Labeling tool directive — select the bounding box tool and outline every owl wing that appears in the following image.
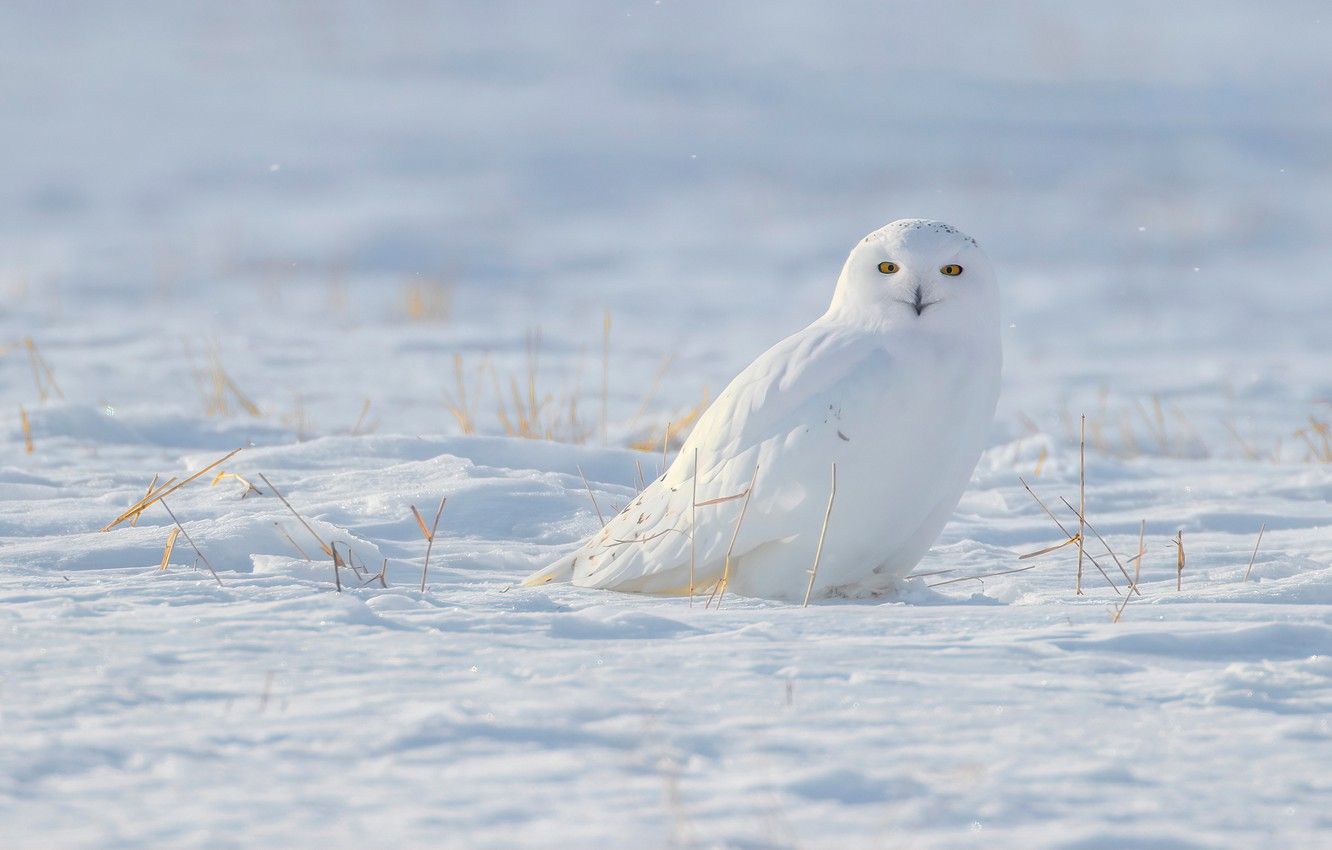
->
[525,319,889,594]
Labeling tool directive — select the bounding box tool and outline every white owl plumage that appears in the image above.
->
[526,219,1002,601]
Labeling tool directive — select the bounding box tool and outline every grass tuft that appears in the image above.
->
[631,390,710,454]
[350,399,378,436]
[412,496,447,593]
[23,337,64,402]
[188,344,260,418]
[20,406,33,453]
[402,277,454,322]
[103,448,242,531]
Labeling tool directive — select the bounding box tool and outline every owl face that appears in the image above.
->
[829,220,999,334]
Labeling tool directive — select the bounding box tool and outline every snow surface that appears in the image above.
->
[3,3,1331,848]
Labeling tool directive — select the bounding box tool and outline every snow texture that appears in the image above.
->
[3,3,1331,848]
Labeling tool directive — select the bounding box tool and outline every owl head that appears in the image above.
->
[828,219,999,336]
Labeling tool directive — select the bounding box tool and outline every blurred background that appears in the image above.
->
[3,1,1330,456]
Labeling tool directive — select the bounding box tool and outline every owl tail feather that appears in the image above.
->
[521,551,577,587]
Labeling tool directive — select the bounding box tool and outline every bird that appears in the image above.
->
[525,219,1002,602]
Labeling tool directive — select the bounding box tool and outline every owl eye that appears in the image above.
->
[940,264,963,276]
[877,261,899,274]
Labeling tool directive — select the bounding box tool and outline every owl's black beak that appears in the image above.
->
[898,285,940,316]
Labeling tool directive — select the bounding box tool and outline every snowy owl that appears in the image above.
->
[526,219,1001,601]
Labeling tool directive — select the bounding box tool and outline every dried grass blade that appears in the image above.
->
[132,474,162,527]
[256,472,333,557]
[905,568,957,579]
[103,448,242,531]
[661,422,671,476]
[611,525,684,545]
[24,337,64,400]
[159,527,180,571]
[1018,476,1120,594]
[223,372,261,416]
[20,406,33,454]
[802,462,837,607]
[576,465,605,527]
[928,565,1037,588]
[274,522,312,561]
[419,496,447,593]
[331,542,343,593]
[1114,520,1146,623]
[1077,414,1086,595]
[159,499,221,586]
[1018,476,1077,539]
[693,491,750,508]
[709,462,759,609]
[351,398,373,435]
[411,505,433,541]
[628,354,673,433]
[1019,536,1079,560]
[1243,522,1267,582]
[1059,497,1137,594]
[1175,530,1185,590]
[689,447,698,604]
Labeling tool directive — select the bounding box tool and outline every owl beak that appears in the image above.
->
[898,285,940,316]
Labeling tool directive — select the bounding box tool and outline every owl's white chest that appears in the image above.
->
[727,331,1000,598]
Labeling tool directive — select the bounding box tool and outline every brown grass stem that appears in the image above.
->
[20,406,33,453]
[628,354,674,433]
[1077,414,1086,595]
[256,472,333,558]
[928,564,1037,588]
[103,448,242,531]
[692,491,750,507]
[211,470,262,498]
[417,496,447,593]
[274,522,312,561]
[158,498,222,586]
[131,475,164,527]
[350,399,377,436]
[1017,476,1120,594]
[905,568,958,579]
[708,462,759,609]
[576,465,606,527]
[23,337,63,401]
[1019,536,1079,560]
[1058,497,1139,595]
[1243,523,1267,582]
[661,423,670,477]
[1175,530,1185,590]
[1113,520,1146,623]
[689,447,698,605]
[803,462,837,607]
[159,528,180,571]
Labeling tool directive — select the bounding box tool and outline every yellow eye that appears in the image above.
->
[877,261,899,274]
[940,264,963,276]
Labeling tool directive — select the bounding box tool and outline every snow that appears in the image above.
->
[3,2,1332,848]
